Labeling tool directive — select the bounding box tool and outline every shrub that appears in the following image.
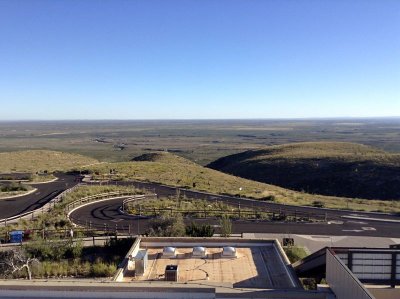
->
[147,213,185,237]
[185,222,215,237]
[0,182,30,192]
[260,195,276,201]
[219,215,232,237]
[284,246,308,263]
[92,262,116,277]
[312,201,325,208]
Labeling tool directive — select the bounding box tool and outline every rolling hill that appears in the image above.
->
[207,142,400,200]
[85,151,400,212]
[0,150,99,173]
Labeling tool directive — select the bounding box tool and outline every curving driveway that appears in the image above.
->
[69,181,400,238]
[2,173,400,237]
[0,173,79,220]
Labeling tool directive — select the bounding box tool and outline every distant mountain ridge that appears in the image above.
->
[207,142,400,200]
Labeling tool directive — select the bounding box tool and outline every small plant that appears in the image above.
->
[219,215,232,237]
[312,201,325,208]
[284,246,308,263]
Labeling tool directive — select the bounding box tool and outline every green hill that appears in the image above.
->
[207,142,400,200]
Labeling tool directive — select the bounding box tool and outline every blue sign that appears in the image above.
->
[9,230,24,243]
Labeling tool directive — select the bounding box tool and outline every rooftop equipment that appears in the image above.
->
[165,265,179,282]
[192,246,207,258]
[134,250,148,277]
[222,246,237,258]
[163,246,177,258]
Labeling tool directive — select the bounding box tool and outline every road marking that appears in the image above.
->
[111,219,123,223]
[342,229,364,232]
[328,221,344,225]
[362,227,376,231]
[342,215,400,223]
[347,221,368,225]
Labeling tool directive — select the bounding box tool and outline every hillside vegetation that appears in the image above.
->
[208,142,400,200]
[85,151,400,212]
[0,150,99,173]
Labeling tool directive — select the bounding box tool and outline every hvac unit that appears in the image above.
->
[165,265,179,282]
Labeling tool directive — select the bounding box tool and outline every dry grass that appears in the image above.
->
[249,142,400,164]
[85,152,400,213]
[0,150,99,173]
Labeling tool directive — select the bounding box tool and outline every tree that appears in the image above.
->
[219,215,232,237]
[0,249,39,280]
[147,213,185,237]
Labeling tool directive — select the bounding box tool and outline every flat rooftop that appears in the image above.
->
[124,245,297,289]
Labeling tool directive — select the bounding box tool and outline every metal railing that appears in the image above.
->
[65,190,139,212]
[68,193,157,234]
[0,184,81,226]
[121,193,157,212]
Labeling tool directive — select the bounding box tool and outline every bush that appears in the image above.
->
[312,201,325,208]
[260,195,276,201]
[219,215,232,237]
[185,222,214,237]
[0,182,30,192]
[284,246,308,263]
[147,213,185,237]
[92,262,116,277]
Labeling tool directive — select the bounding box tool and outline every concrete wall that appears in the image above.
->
[326,249,375,299]
[367,287,400,299]
[140,237,276,248]
[113,237,141,282]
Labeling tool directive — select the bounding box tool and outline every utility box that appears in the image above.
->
[165,265,179,282]
[9,231,24,243]
[134,250,148,277]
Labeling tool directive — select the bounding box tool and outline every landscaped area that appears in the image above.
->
[0,237,134,279]
[0,183,34,199]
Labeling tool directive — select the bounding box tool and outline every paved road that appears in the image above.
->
[0,173,79,220]
[69,180,400,238]
[2,174,399,237]
[93,180,400,221]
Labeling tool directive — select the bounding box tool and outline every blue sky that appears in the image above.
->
[0,0,399,120]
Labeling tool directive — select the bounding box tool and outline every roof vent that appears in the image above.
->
[163,246,177,258]
[192,246,207,258]
[222,246,237,258]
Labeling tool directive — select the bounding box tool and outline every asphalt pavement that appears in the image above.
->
[0,173,79,220]
[70,180,400,238]
[2,174,400,238]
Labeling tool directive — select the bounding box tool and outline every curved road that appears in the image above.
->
[69,180,400,238]
[0,173,79,220]
[2,173,399,237]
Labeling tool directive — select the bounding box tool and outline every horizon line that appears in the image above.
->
[0,116,400,122]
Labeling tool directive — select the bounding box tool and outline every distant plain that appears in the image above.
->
[1,118,399,165]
